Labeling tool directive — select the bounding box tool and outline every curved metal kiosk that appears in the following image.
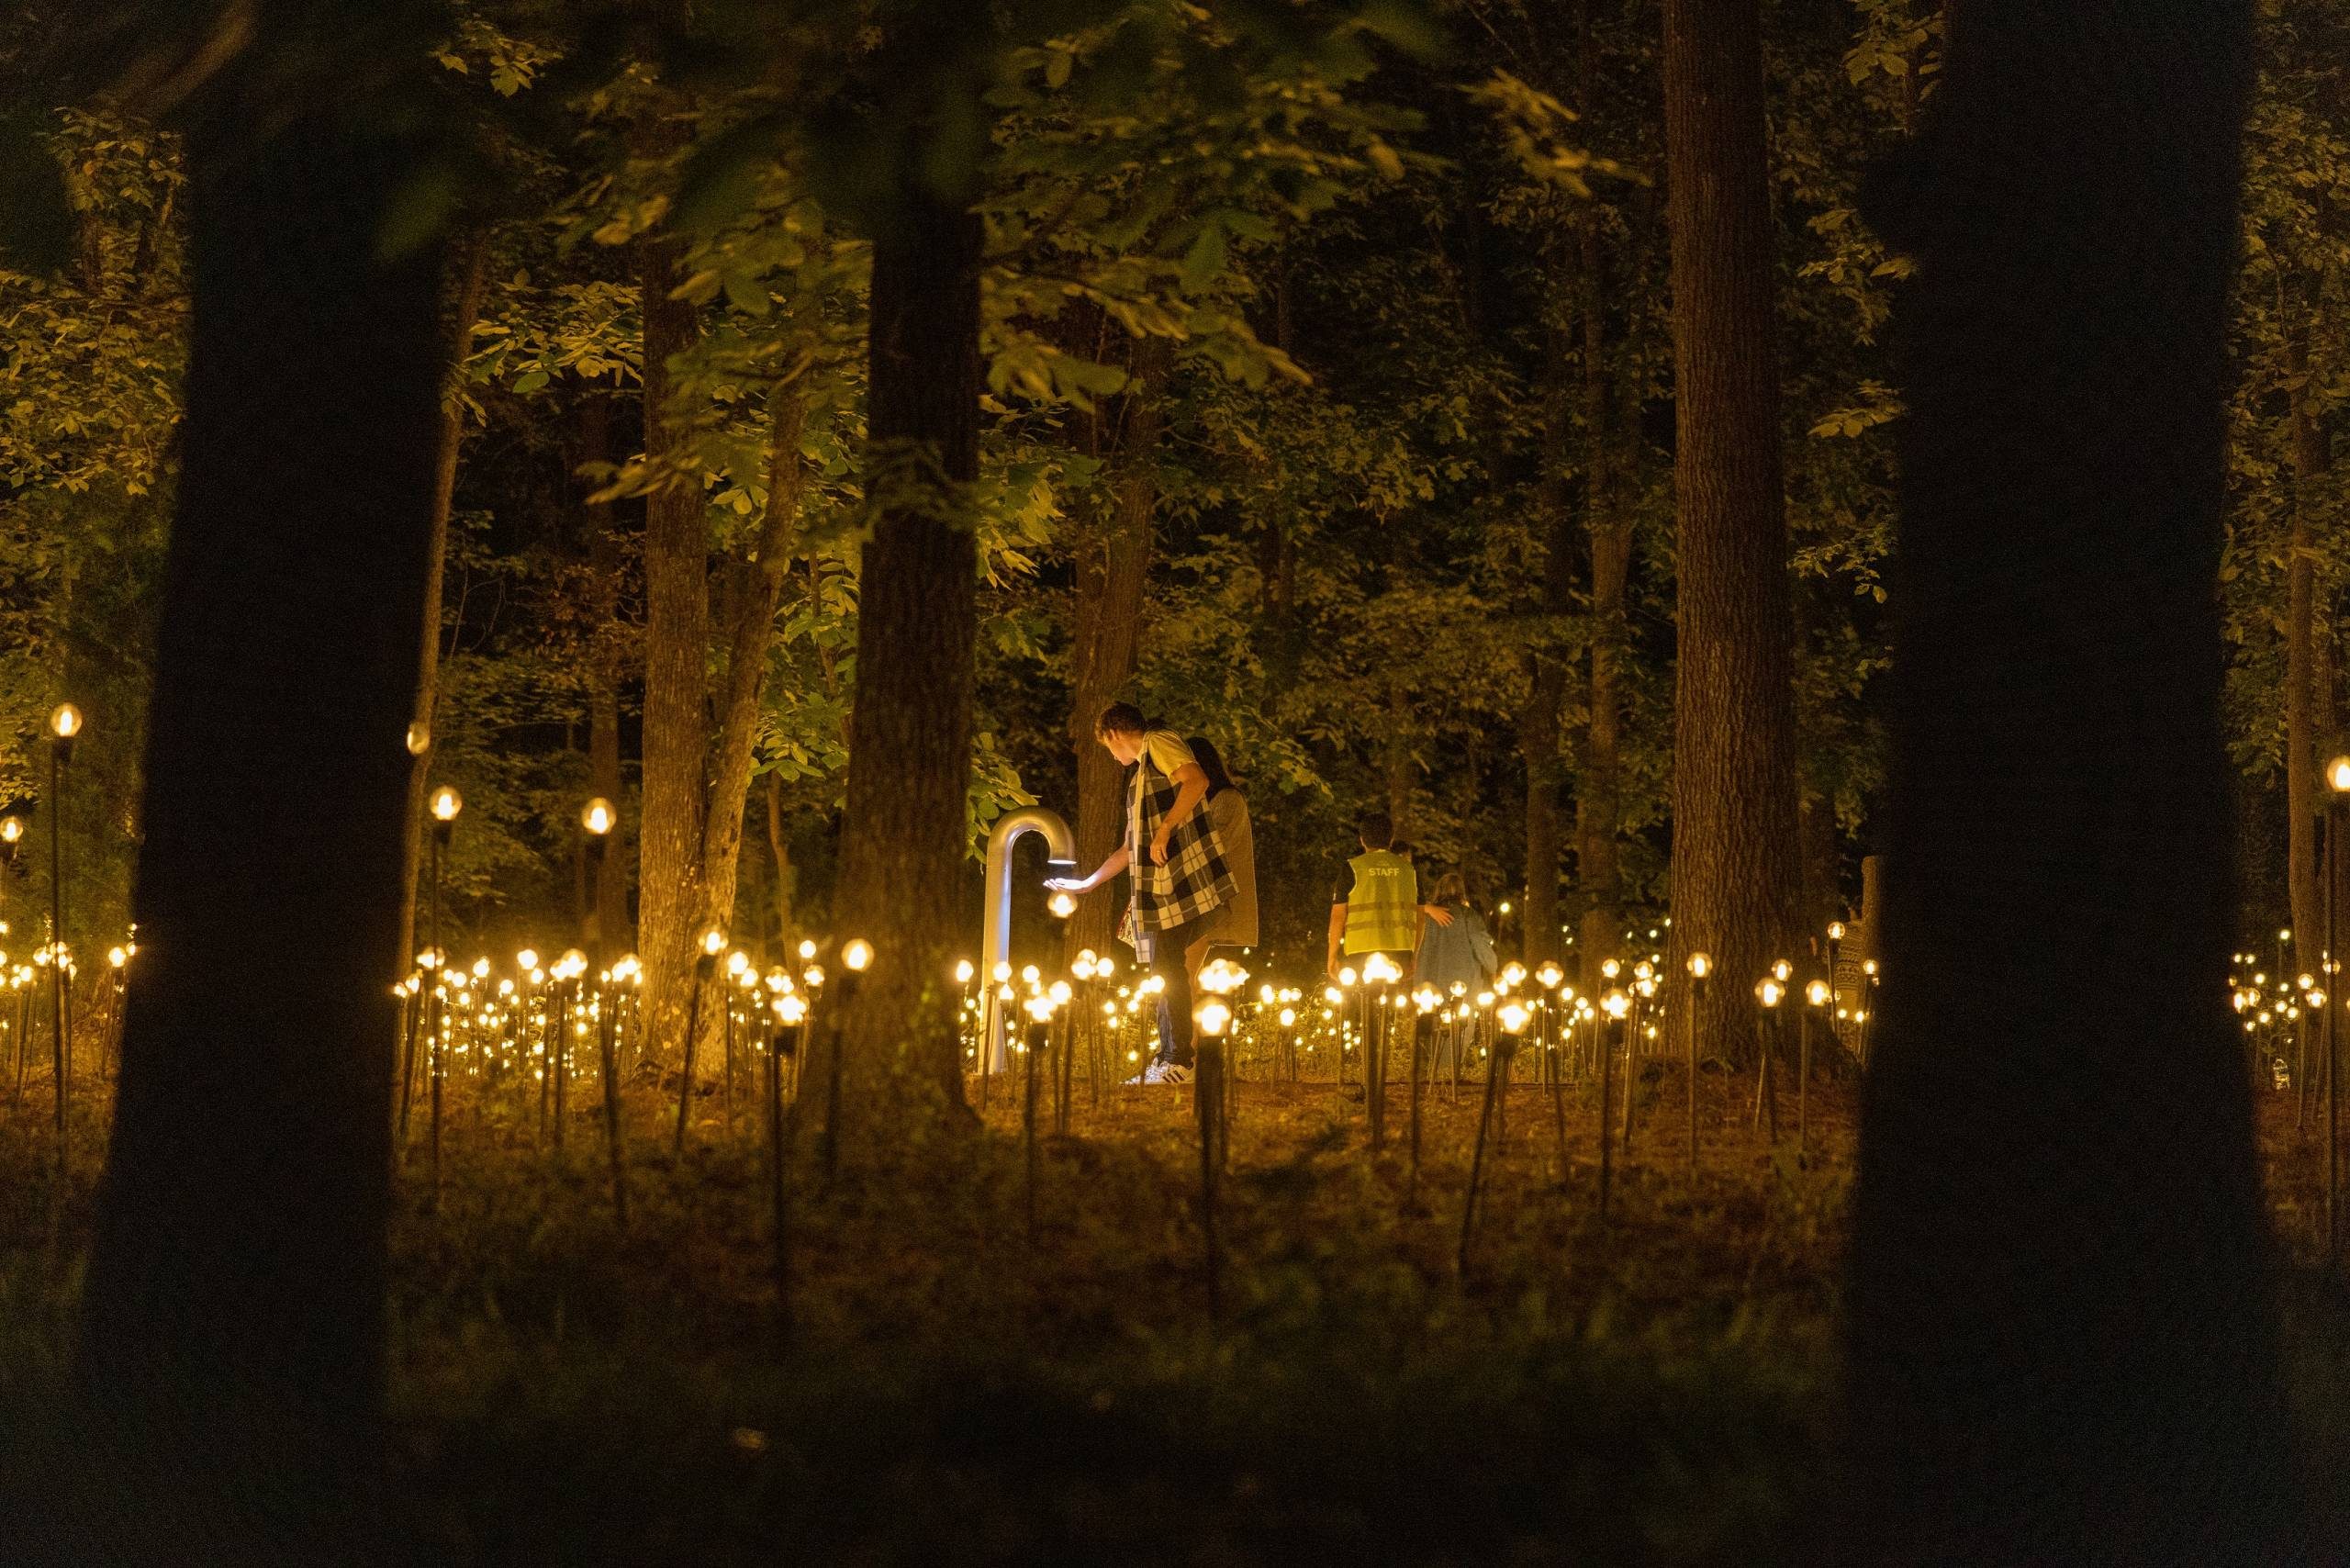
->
[979,806,1077,1074]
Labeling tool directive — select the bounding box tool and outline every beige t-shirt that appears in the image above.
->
[1127,732,1200,853]
[1141,731,1196,779]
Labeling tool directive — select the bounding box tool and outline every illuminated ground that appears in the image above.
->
[3,1064,2345,1563]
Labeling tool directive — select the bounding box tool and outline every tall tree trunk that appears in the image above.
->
[2288,302,2328,965]
[1578,208,1629,991]
[1843,5,2287,1560]
[1662,0,1801,1059]
[79,108,442,1514]
[688,386,810,1067]
[826,195,984,1158]
[1064,334,1169,968]
[636,226,707,1049]
[393,231,488,983]
[1521,327,1577,969]
[580,395,628,952]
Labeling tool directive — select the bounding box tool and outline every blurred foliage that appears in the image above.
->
[0,0,2338,965]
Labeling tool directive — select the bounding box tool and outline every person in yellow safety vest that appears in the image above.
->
[1326,811,1452,981]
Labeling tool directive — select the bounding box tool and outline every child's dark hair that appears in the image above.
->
[1187,736,1237,799]
[1432,871,1468,905]
[1358,811,1394,850]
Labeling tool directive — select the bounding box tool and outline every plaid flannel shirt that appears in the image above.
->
[1118,747,1235,951]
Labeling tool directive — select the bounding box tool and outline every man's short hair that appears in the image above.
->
[1358,811,1394,850]
[1094,701,1147,738]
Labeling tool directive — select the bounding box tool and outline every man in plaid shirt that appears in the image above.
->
[1046,702,1236,1083]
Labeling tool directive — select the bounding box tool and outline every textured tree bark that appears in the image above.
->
[688,387,809,1072]
[2288,305,2329,964]
[393,231,488,989]
[824,196,984,1159]
[1662,0,1801,1060]
[1064,334,1169,969]
[79,106,441,1518]
[1843,4,2288,1559]
[636,225,708,1060]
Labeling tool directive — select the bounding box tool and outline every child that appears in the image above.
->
[1414,872,1498,994]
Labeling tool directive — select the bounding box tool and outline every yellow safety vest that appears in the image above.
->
[1343,850,1418,956]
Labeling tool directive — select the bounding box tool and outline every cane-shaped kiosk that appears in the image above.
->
[979,807,1077,1074]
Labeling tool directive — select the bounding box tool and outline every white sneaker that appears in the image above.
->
[1139,1058,1193,1085]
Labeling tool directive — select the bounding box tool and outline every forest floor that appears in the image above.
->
[2,1057,2347,1564]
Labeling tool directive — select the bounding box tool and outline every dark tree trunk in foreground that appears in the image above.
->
[79,110,442,1517]
[825,194,982,1159]
[1064,332,1167,969]
[1844,6,2287,1561]
[1662,0,1801,1058]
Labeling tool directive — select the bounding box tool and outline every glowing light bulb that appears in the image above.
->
[1047,891,1077,920]
[1806,979,1831,1008]
[955,958,976,985]
[1757,978,1785,1009]
[50,703,81,740]
[430,786,463,823]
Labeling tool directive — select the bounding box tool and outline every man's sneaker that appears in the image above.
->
[1141,1058,1193,1085]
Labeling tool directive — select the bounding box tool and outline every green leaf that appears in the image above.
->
[1181,219,1227,294]
[722,271,772,317]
